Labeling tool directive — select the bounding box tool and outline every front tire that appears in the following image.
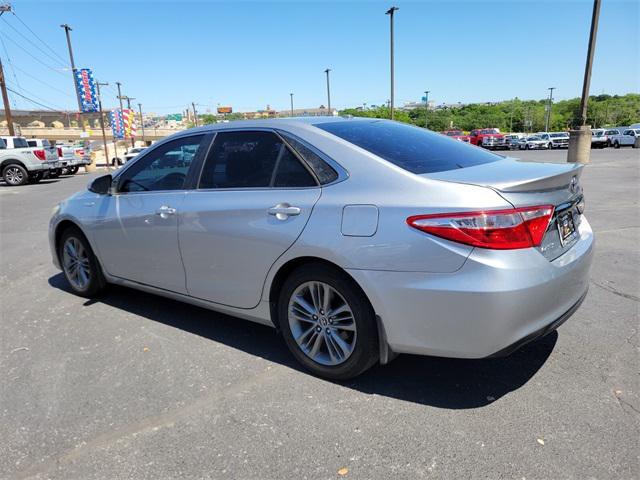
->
[58,227,107,297]
[614,141,620,149]
[277,263,379,380]
[2,164,29,186]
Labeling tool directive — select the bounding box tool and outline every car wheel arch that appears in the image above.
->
[1,159,27,171]
[54,220,98,265]
[267,255,395,366]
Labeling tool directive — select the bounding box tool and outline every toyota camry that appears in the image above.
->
[49,117,594,379]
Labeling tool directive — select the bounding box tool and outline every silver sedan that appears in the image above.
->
[49,118,593,379]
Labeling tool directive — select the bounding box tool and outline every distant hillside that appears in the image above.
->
[340,93,640,132]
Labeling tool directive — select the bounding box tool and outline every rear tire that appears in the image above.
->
[277,263,379,380]
[69,166,79,174]
[2,164,29,186]
[49,168,61,178]
[614,141,620,149]
[58,227,107,297]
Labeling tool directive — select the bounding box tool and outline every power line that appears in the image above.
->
[1,17,68,69]
[11,11,69,64]
[6,86,60,111]
[0,31,67,77]
[0,35,20,108]
[5,78,67,111]
[9,62,74,98]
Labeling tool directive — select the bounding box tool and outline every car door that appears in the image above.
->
[91,134,209,293]
[179,129,322,308]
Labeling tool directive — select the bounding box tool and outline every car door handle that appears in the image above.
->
[155,205,177,218]
[267,204,301,220]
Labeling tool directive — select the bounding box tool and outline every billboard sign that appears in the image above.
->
[74,68,98,113]
[217,106,232,114]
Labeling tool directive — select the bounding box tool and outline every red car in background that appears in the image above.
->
[469,128,508,150]
[441,130,470,143]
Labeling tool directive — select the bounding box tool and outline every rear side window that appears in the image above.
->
[13,138,29,148]
[199,130,316,189]
[279,132,339,184]
[315,120,500,174]
[27,140,37,147]
[0,139,6,149]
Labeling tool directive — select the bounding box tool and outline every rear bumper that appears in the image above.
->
[347,217,594,359]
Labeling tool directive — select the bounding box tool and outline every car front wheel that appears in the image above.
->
[59,227,107,297]
[278,264,379,380]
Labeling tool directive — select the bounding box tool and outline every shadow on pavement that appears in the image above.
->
[49,273,556,410]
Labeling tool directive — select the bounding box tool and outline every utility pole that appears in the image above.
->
[95,81,110,170]
[324,69,331,115]
[545,87,555,132]
[568,0,601,164]
[115,82,124,113]
[385,6,399,120]
[290,93,294,117]
[424,90,430,129]
[60,24,84,131]
[138,103,145,144]
[191,102,198,126]
[0,59,15,136]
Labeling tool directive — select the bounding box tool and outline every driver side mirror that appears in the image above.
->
[88,174,112,195]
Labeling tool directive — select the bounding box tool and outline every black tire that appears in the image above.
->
[2,164,29,186]
[58,226,107,297]
[277,263,379,380]
[69,166,79,174]
[614,141,620,149]
[111,157,123,166]
[49,168,61,178]
[29,172,43,184]
[525,144,530,150]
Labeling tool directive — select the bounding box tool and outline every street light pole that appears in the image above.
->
[386,6,399,120]
[324,68,331,114]
[95,81,110,170]
[138,103,145,144]
[545,87,555,132]
[290,93,294,117]
[568,0,601,164]
[424,90,430,129]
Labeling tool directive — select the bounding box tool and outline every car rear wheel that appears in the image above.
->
[277,263,379,380]
[614,141,620,149]
[59,227,107,297]
[68,166,79,174]
[49,169,61,178]
[2,164,28,186]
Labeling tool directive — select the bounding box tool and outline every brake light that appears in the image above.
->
[57,147,63,157]
[407,205,555,250]
[75,149,84,156]
[33,149,47,161]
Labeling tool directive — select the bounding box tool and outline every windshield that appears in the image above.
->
[480,129,499,134]
[445,131,463,136]
[527,136,542,141]
[315,120,500,174]
[550,133,568,138]
[593,131,604,137]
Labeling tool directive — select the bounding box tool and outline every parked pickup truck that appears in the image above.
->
[469,128,508,150]
[441,130,470,143]
[537,132,570,149]
[1,136,59,186]
[57,144,90,174]
[26,139,63,177]
[609,128,640,148]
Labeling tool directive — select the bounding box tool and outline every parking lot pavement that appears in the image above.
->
[1,149,638,479]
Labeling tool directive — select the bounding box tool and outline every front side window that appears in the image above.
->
[199,130,316,189]
[315,120,500,174]
[117,135,205,193]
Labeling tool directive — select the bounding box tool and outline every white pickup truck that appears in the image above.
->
[56,144,90,174]
[609,128,640,149]
[0,135,60,186]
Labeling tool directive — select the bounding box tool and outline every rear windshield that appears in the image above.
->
[315,120,500,174]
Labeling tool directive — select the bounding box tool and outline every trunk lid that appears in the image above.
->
[423,158,585,260]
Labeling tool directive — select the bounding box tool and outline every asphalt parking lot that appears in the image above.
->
[1,148,638,479]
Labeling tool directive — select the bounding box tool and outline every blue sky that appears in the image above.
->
[1,0,638,115]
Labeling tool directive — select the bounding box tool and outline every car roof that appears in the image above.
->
[178,116,368,134]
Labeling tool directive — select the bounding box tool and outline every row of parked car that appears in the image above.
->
[0,136,90,186]
[441,125,640,151]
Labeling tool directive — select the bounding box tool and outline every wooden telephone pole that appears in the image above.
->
[0,59,15,136]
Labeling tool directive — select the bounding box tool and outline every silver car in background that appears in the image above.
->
[49,118,593,379]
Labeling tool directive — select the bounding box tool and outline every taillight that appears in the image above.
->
[33,149,47,161]
[407,205,555,250]
[57,147,63,157]
[75,149,84,156]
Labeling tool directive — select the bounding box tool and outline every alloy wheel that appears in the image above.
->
[62,237,91,291]
[288,281,357,366]
[5,167,24,185]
